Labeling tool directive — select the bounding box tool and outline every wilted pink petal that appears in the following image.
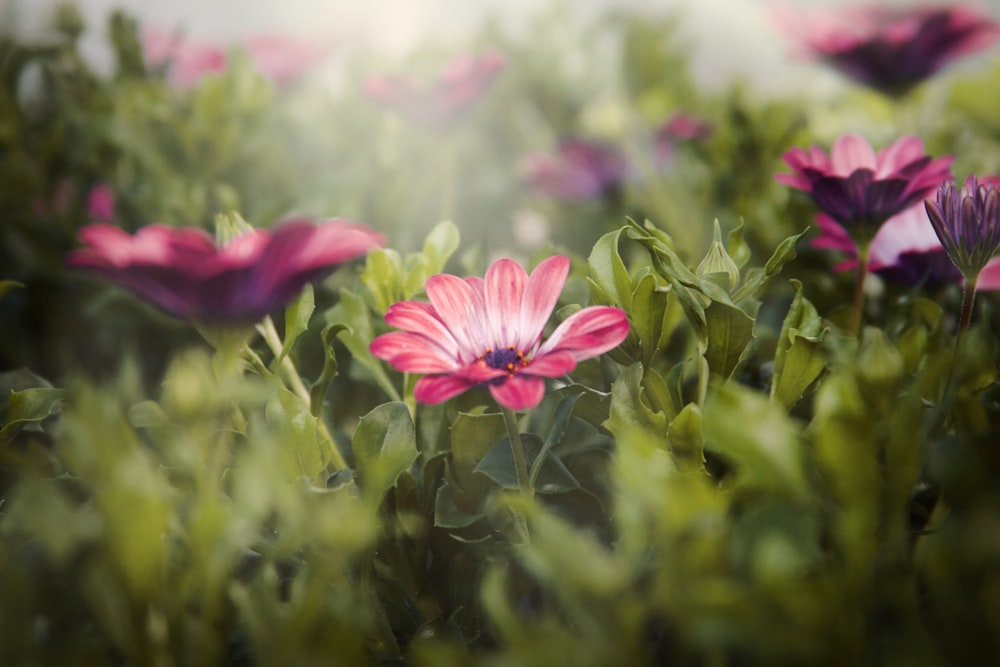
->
[67,218,383,323]
[370,255,629,410]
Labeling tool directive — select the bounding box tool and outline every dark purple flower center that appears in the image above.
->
[483,346,529,375]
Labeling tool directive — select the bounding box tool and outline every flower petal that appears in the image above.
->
[831,134,876,175]
[414,374,476,405]
[426,273,484,357]
[519,255,569,349]
[489,375,546,411]
[370,331,458,373]
[484,257,528,350]
[538,306,629,360]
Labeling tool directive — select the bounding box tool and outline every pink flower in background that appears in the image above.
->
[67,219,383,323]
[363,51,506,126]
[370,255,629,410]
[86,184,115,223]
[777,134,953,234]
[772,4,1000,96]
[142,28,332,88]
[655,112,712,163]
[524,138,631,201]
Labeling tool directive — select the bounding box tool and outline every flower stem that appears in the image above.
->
[258,316,348,472]
[850,240,871,337]
[501,407,533,499]
[940,275,978,409]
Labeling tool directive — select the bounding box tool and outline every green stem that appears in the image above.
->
[940,275,978,409]
[501,407,532,498]
[257,316,348,471]
[850,240,871,337]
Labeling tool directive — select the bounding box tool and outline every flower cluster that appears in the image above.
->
[370,255,630,410]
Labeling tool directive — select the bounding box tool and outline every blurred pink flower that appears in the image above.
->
[86,184,115,222]
[777,134,953,234]
[142,28,332,88]
[524,138,631,201]
[370,255,629,410]
[67,219,383,323]
[655,112,712,163]
[363,51,505,126]
[772,4,1000,96]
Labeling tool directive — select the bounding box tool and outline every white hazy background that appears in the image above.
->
[3,0,998,96]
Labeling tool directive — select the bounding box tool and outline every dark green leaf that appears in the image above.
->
[352,401,418,504]
[475,433,581,494]
[704,301,755,379]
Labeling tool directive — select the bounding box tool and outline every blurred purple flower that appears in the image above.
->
[925,175,1000,281]
[772,4,1000,96]
[370,255,629,410]
[655,112,712,164]
[363,51,505,127]
[777,134,953,237]
[66,219,383,323]
[86,184,115,223]
[523,138,631,201]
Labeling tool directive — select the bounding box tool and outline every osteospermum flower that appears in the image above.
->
[523,138,631,201]
[370,255,630,410]
[67,219,383,323]
[925,175,1000,281]
[772,4,1000,96]
[777,134,953,239]
[655,112,712,164]
[363,51,505,126]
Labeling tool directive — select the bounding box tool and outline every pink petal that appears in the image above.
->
[519,255,569,350]
[489,375,546,411]
[875,136,925,176]
[977,257,1000,290]
[369,331,458,373]
[414,374,476,405]
[523,350,578,378]
[830,134,876,175]
[538,306,629,360]
[383,301,460,358]
[426,273,485,356]
[484,258,528,350]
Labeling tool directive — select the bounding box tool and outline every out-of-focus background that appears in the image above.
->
[7,0,987,96]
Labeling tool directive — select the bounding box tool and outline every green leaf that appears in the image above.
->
[361,248,404,314]
[352,402,418,504]
[605,363,667,440]
[528,392,581,489]
[0,280,24,300]
[326,288,400,401]
[771,279,828,410]
[0,387,64,448]
[416,220,460,277]
[732,229,806,303]
[474,434,581,494]
[276,284,314,367]
[309,323,348,418]
[703,383,808,497]
[703,301,755,379]
[726,219,752,270]
[667,402,704,469]
[449,410,507,496]
[629,272,672,365]
[433,479,488,529]
[266,388,328,484]
[588,227,632,309]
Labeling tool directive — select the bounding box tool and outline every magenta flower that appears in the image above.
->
[523,138,631,201]
[655,112,713,164]
[777,134,953,237]
[369,256,630,411]
[363,51,505,126]
[772,4,1000,96]
[86,184,115,223]
[925,175,1000,281]
[67,219,383,324]
[242,34,334,85]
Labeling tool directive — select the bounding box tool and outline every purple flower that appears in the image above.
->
[363,51,505,127]
[772,4,1000,96]
[523,138,631,201]
[66,219,384,323]
[777,134,953,237]
[370,256,630,411]
[925,175,1000,280]
[86,184,115,223]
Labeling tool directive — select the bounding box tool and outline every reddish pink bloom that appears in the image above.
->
[86,184,115,222]
[772,4,1000,96]
[363,51,505,126]
[370,256,630,410]
[243,34,334,85]
[777,134,953,234]
[524,138,631,201]
[67,219,383,323]
[655,112,712,163]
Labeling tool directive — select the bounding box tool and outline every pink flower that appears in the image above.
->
[369,256,630,410]
[363,51,505,126]
[86,184,115,222]
[523,138,631,201]
[655,112,712,164]
[67,219,383,323]
[777,134,953,233]
[243,34,334,85]
[772,4,1000,96]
